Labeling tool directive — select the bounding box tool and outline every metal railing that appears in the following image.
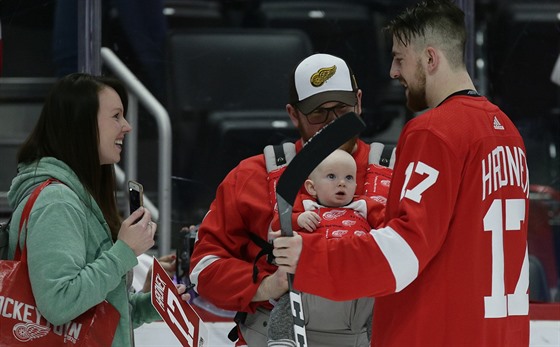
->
[100,47,173,256]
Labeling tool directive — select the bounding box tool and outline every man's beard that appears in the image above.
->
[406,60,428,112]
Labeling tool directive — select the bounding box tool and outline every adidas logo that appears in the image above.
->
[493,116,504,130]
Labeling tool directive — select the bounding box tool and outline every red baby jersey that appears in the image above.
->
[300,199,382,235]
[293,94,530,347]
[270,194,386,233]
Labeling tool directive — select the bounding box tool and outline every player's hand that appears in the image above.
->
[273,232,302,274]
[268,229,281,241]
[297,211,321,232]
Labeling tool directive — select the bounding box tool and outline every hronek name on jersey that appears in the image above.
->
[482,145,529,201]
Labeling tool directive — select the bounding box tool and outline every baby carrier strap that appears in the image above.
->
[246,143,297,282]
[264,142,296,212]
[364,142,395,200]
[369,142,396,168]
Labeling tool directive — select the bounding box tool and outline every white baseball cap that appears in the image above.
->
[289,53,358,115]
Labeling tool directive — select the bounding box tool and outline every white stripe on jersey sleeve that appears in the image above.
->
[370,226,419,292]
[190,254,220,289]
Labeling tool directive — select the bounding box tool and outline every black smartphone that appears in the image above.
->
[128,180,144,216]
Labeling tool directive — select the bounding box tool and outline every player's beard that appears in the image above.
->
[406,59,428,112]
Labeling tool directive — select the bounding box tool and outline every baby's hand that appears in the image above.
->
[297,211,320,232]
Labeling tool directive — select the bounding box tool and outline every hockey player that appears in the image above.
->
[273,1,530,346]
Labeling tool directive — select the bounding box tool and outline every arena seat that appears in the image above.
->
[165,28,312,223]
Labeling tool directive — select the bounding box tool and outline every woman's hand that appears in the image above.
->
[118,207,156,256]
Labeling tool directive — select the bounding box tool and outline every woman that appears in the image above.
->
[7,73,183,345]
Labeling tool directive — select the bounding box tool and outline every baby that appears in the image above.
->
[268,149,385,347]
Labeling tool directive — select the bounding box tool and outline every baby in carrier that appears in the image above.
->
[268,149,386,347]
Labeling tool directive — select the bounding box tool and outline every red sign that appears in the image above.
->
[151,257,208,347]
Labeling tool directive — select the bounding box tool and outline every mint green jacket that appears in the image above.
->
[8,157,160,346]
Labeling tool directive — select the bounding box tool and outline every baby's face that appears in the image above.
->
[311,158,357,207]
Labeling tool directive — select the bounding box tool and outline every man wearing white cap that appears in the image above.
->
[189,53,392,347]
[288,53,361,154]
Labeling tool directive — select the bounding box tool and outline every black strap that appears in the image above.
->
[249,232,274,283]
[273,144,288,166]
[227,325,239,342]
[228,311,248,342]
[379,145,394,168]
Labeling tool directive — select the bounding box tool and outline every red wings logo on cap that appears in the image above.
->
[310,65,337,87]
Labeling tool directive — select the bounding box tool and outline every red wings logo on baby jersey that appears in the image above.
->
[329,229,349,238]
[354,230,367,237]
[13,322,50,342]
[342,219,356,227]
[370,195,387,205]
[322,209,346,220]
[327,229,368,238]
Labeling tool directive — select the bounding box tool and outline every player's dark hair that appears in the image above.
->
[18,73,128,239]
[384,0,467,68]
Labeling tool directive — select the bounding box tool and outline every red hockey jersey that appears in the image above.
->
[293,95,530,346]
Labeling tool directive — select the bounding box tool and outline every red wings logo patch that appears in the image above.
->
[13,322,50,342]
[322,209,346,220]
[370,195,387,204]
[329,229,349,238]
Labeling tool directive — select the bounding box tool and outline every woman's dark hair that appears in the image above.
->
[18,73,128,239]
